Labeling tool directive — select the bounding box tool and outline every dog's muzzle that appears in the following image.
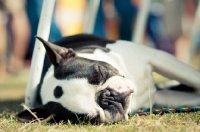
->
[95,76,134,123]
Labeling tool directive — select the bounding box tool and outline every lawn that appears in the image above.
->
[0,71,200,132]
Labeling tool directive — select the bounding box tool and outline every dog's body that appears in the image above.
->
[17,34,200,124]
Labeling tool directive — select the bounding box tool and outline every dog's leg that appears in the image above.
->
[154,90,200,107]
[149,49,200,89]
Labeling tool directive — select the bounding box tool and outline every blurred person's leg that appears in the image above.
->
[176,0,197,63]
[0,8,7,75]
[93,0,106,37]
[101,0,119,40]
[147,11,175,55]
[93,0,135,40]
[5,0,30,73]
[114,0,135,41]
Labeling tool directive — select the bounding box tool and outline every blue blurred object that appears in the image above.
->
[93,0,105,37]
[94,0,175,54]
[94,0,136,40]
[26,0,62,57]
[147,10,175,54]
[114,0,137,40]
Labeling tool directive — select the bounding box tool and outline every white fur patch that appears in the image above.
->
[97,76,135,93]
[41,66,101,117]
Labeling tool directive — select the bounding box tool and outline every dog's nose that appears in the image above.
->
[97,88,133,109]
[97,89,114,109]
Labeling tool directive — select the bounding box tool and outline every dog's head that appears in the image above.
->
[16,37,134,124]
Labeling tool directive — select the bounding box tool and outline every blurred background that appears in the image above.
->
[0,0,200,112]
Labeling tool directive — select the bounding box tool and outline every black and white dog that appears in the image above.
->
[16,34,200,124]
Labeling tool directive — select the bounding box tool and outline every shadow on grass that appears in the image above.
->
[0,98,25,113]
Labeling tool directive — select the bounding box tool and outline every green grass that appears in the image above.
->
[1,111,200,132]
[1,71,200,132]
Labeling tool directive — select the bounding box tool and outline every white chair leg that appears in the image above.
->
[132,0,151,44]
[25,0,56,108]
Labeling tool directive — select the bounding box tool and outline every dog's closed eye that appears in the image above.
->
[88,64,106,85]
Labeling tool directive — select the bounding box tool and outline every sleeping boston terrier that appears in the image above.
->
[16,34,200,124]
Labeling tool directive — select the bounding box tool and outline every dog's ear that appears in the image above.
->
[35,36,76,66]
[16,106,52,123]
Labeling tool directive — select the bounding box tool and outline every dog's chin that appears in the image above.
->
[96,76,134,123]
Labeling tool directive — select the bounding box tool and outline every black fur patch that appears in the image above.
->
[54,86,63,98]
[53,57,120,84]
[16,102,99,124]
[44,102,99,124]
[53,34,115,52]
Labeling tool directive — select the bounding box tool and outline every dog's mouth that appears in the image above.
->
[95,76,134,123]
